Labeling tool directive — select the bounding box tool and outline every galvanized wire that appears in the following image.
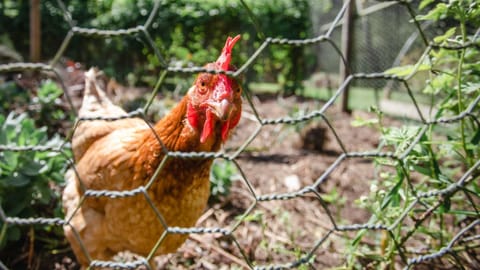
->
[0,0,479,269]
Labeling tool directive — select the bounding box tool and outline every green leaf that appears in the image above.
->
[462,82,480,94]
[19,160,45,176]
[2,151,18,169]
[35,182,52,204]
[439,173,452,185]
[381,177,403,210]
[433,27,456,43]
[351,117,378,127]
[3,191,30,217]
[416,3,448,21]
[471,129,480,145]
[321,188,342,203]
[419,0,435,11]
[238,210,263,222]
[438,197,451,213]
[0,132,6,145]
[411,164,432,177]
[351,228,367,247]
[3,173,30,187]
[380,166,405,210]
[38,80,63,104]
[384,64,430,77]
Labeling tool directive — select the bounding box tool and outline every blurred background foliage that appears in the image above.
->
[0,0,316,94]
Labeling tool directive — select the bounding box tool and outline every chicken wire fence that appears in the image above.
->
[313,1,431,91]
[1,0,480,269]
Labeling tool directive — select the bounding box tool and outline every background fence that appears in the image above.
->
[1,0,480,269]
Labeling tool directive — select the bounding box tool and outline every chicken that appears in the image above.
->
[62,35,242,268]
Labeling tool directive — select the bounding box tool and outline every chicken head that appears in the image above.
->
[186,35,242,144]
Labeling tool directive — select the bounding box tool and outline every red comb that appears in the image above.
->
[216,35,241,71]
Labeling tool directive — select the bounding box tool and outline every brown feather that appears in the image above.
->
[62,68,230,268]
[64,34,242,266]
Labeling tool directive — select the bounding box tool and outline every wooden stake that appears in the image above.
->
[30,0,41,62]
[339,0,355,113]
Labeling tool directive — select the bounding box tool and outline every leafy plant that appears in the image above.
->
[210,160,238,200]
[32,80,68,135]
[0,112,69,249]
[350,0,480,268]
[0,79,69,136]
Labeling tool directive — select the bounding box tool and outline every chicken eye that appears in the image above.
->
[197,75,211,95]
[198,81,208,94]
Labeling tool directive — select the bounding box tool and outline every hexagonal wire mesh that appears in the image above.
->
[1,0,479,269]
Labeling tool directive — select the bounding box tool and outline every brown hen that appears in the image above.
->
[62,35,242,268]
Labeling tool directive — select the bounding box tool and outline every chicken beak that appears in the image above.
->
[206,73,235,121]
[207,99,234,121]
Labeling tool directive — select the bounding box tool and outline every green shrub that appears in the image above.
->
[32,80,68,135]
[0,112,69,249]
[0,79,68,136]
